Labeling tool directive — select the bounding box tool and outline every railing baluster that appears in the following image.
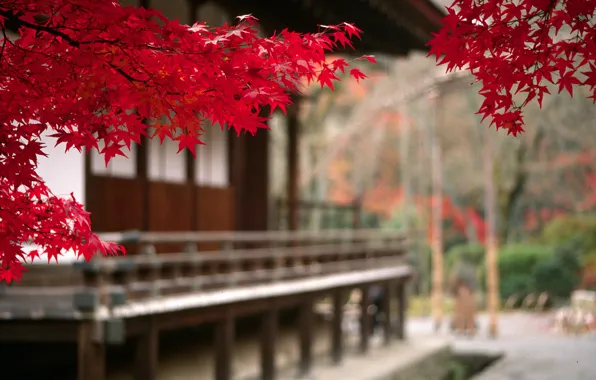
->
[221,241,238,288]
[184,242,201,291]
[140,244,160,298]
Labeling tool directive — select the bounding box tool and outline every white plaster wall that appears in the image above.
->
[195,125,229,187]
[91,141,136,179]
[147,136,186,183]
[36,133,85,204]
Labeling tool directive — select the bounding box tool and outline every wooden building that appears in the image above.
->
[36,0,444,239]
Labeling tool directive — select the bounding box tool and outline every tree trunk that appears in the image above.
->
[483,126,499,338]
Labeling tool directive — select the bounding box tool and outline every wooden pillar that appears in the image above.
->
[396,282,406,340]
[331,289,344,364]
[231,116,270,232]
[77,321,105,380]
[215,312,235,380]
[260,307,278,380]
[298,297,313,377]
[134,317,159,380]
[136,134,149,232]
[287,96,300,231]
[359,285,371,354]
[382,282,395,345]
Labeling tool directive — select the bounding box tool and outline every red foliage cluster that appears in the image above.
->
[0,0,368,282]
[429,0,596,136]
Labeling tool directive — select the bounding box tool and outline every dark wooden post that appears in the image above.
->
[331,289,344,364]
[351,197,362,229]
[260,306,278,380]
[287,95,300,231]
[359,285,371,354]
[382,282,395,345]
[396,282,407,340]
[134,316,159,380]
[215,312,235,380]
[77,321,105,380]
[298,297,313,377]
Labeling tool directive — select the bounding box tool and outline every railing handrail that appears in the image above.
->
[76,239,409,274]
[97,228,407,245]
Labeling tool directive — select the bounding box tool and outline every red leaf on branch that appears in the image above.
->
[0,1,372,281]
[349,68,367,83]
[429,0,596,133]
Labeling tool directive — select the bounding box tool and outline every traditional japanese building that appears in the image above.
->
[36,0,444,240]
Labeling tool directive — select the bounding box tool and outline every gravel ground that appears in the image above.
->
[409,312,596,380]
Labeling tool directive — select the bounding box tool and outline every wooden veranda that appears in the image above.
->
[1,229,410,380]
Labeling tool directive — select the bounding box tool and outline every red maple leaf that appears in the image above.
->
[430,0,596,134]
[0,1,374,281]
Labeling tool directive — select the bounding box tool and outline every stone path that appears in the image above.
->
[409,312,596,380]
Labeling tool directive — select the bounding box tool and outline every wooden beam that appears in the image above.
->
[77,321,105,380]
[134,316,159,380]
[215,312,235,380]
[359,285,371,354]
[0,320,78,342]
[260,306,278,380]
[331,288,344,364]
[298,297,313,377]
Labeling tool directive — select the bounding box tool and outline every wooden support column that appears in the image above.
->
[382,282,395,345]
[230,110,270,232]
[331,289,344,364]
[134,317,159,380]
[396,282,407,340]
[136,134,149,232]
[260,306,278,380]
[287,95,300,231]
[215,312,235,380]
[359,285,371,354]
[77,321,105,380]
[298,297,313,377]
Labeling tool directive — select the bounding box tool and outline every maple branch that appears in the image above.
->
[0,9,148,84]
[0,9,80,46]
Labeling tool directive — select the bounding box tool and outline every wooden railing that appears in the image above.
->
[1,229,408,319]
[0,229,411,380]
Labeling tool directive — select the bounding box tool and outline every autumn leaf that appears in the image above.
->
[349,68,367,83]
[0,0,373,281]
[429,0,596,135]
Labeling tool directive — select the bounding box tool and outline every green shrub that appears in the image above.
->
[492,242,581,300]
[490,244,552,300]
[531,240,582,298]
[542,215,596,254]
